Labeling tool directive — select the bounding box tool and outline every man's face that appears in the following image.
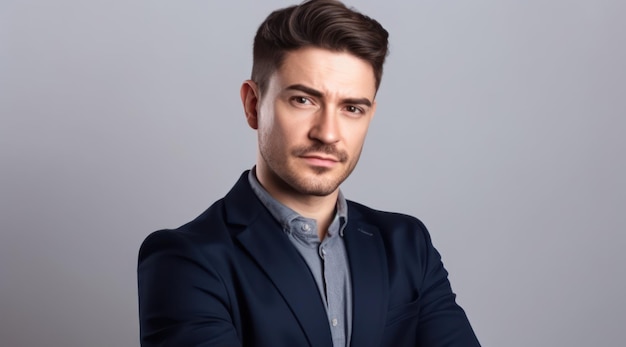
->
[242,47,377,198]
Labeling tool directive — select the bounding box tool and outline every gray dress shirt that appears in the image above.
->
[248,170,352,347]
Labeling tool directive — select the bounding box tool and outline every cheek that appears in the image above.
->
[258,117,292,153]
[346,124,370,151]
[265,115,304,145]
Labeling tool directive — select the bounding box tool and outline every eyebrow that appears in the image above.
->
[285,84,372,107]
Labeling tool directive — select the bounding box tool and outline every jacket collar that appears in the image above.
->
[223,171,388,346]
[343,205,389,347]
[224,172,333,346]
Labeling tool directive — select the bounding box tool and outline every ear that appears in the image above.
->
[240,80,260,130]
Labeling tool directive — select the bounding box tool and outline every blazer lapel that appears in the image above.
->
[224,172,333,347]
[344,207,389,347]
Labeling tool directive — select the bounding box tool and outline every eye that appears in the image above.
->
[291,96,313,105]
[344,105,364,115]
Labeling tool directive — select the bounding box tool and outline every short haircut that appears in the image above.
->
[251,0,389,96]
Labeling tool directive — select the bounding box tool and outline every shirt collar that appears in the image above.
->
[248,167,349,236]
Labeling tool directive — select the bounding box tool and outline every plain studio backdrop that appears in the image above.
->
[1,0,624,346]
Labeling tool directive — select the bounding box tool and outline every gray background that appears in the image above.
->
[1,0,624,346]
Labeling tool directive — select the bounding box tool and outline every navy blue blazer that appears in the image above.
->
[138,171,480,346]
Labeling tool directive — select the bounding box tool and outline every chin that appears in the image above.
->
[290,173,344,197]
[294,183,339,197]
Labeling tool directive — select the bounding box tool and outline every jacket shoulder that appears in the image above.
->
[138,198,234,258]
[347,200,428,232]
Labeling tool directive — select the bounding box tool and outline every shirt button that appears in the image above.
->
[301,224,311,232]
[331,318,338,327]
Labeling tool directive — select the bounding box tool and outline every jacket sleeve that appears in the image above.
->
[137,230,241,347]
[415,220,481,346]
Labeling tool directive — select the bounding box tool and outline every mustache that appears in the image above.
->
[292,144,348,162]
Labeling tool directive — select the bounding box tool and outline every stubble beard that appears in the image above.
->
[261,143,360,197]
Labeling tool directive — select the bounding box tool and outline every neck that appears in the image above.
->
[255,168,338,239]
[281,193,338,239]
[271,188,338,240]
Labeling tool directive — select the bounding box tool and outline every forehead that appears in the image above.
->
[271,47,377,98]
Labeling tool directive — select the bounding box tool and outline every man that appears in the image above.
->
[138,1,481,346]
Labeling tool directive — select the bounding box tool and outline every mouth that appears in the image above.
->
[300,154,340,168]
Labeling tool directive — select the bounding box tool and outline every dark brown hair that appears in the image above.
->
[251,0,389,95]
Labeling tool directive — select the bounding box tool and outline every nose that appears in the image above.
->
[309,108,340,144]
